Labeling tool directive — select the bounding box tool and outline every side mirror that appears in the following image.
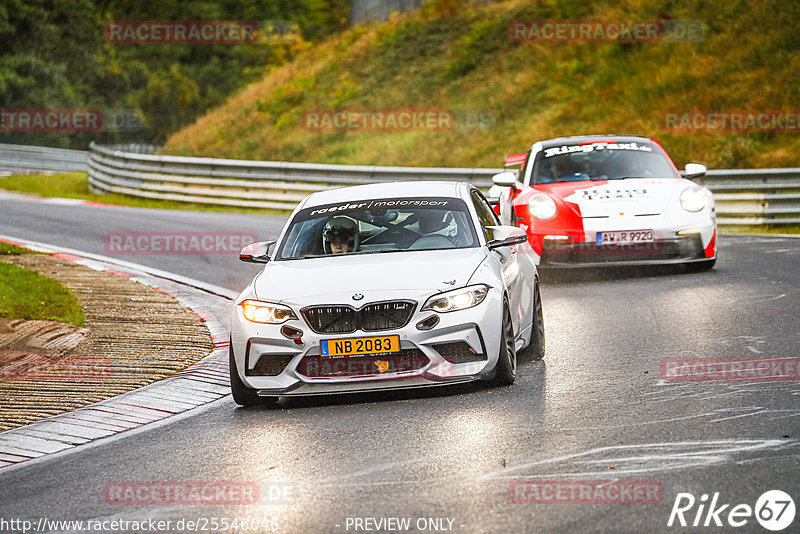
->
[685,163,707,179]
[239,240,275,263]
[492,171,518,187]
[485,226,528,250]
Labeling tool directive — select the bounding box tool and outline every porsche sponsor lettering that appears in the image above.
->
[307,199,449,217]
[544,142,653,158]
[577,187,650,201]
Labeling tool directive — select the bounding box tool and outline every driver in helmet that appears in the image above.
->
[322,216,359,254]
[417,210,450,235]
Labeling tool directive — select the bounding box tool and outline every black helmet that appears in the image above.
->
[322,216,359,253]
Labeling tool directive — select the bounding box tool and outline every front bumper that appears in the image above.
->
[540,234,708,267]
[230,292,503,397]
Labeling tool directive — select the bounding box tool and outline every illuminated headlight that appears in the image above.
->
[680,187,710,212]
[240,299,297,324]
[422,285,489,313]
[528,193,557,220]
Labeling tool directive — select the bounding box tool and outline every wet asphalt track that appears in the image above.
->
[1,195,799,533]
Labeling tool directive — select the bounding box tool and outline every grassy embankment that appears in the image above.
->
[0,243,85,326]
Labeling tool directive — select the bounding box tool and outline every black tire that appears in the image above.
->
[519,280,545,361]
[488,302,516,386]
[686,258,716,272]
[229,345,277,407]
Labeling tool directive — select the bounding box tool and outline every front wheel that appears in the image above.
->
[488,302,516,386]
[229,345,277,407]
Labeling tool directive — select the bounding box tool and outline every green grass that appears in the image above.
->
[0,261,85,326]
[165,0,800,170]
[0,243,30,255]
[0,173,287,215]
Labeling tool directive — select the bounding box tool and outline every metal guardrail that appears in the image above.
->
[87,142,501,211]
[0,142,786,226]
[692,170,800,226]
[0,143,90,174]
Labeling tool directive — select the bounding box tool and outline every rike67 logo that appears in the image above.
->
[668,490,795,531]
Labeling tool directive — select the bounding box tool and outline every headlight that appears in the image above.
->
[528,193,557,220]
[422,285,489,313]
[680,187,709,212]
[240,299,297,324]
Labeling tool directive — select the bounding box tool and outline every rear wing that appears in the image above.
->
[504,152,528,167]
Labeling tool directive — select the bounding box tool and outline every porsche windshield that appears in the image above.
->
[276,197,480,260]
[531,141,679,184]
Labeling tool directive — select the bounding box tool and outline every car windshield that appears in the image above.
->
[531,141,679,185]
[276,197,479,260]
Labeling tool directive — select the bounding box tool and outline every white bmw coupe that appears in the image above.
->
[229,181,544,406]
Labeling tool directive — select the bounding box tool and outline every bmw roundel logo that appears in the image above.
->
[352,293,364,301]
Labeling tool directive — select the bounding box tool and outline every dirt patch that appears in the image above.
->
[0,253,213,431]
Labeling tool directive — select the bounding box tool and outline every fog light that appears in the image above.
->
[281,325,304,341]
[416,315,440,331]
[677,228,703,236]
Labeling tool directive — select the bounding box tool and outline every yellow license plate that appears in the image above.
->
[320,335,400,357]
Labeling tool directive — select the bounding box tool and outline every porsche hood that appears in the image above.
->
[556,178,687,218]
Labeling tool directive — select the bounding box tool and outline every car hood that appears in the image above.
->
[544,178,684,218]
[253,248,487,303]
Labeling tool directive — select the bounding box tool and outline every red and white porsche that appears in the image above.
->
[489,135,717,269]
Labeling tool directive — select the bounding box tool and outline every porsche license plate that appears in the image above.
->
[597,230,654,245]
[320,335,400,357]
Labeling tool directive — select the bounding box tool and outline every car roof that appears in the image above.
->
[537,134,655,149]
[299,181,467,209]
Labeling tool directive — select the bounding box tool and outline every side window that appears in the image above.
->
[470,189,500,240]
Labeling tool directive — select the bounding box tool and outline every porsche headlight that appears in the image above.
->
[240,299,297,324]
[528,193,557,220]
[680,187,709,212]
[422,285,489,313]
